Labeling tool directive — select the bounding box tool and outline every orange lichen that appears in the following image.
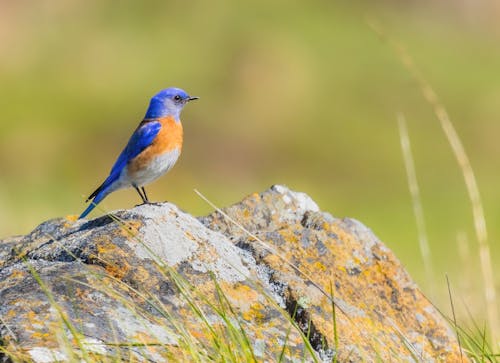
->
[131,266,152,285]
[241,302,265,323]
[95,238,132,279]
[119,221,142,238]
[220,282,259,305]
[65,215,79,223]
[184,231,196,241]
[31,331,51,339]
[189,329,207,340]
[9,269,26,280]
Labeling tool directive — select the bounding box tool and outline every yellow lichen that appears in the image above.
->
[65,215,79,223]
[95,238,132,279]
[31,331,51,340]
[220,282,258,305]
[118,220,142,238]
[9,270,26,280]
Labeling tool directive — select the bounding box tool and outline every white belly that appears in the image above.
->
[125,148,181,187]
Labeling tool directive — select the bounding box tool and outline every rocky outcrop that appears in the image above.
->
[0,185,465,362]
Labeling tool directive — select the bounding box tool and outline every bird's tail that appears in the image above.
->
[79,183,111,219]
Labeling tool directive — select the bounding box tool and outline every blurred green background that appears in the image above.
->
[1,0,499,325]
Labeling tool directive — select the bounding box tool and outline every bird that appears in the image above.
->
[79,87,198,219]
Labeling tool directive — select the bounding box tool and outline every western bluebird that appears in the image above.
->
[79,87,198,219]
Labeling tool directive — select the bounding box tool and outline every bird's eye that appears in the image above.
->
[173,95,182,102]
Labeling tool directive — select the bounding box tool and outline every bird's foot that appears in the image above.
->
[148,201,165,206]
[135,201,164,207]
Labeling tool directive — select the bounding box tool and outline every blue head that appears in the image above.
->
[144,87,198,121]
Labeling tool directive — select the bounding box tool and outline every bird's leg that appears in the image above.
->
[141,187,150,203]
[140,186,164,206]
[134,186,148,204]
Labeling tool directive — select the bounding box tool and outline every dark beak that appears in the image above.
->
[187,96,199,102]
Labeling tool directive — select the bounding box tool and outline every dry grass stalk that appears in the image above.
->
[397,113,435,297]
[368,19,498,347]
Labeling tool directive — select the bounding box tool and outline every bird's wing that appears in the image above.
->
[80,119,162,219]
[108,119,162,181]
[86,120,162,201]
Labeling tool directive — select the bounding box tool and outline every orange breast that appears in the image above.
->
[128,116,183,174]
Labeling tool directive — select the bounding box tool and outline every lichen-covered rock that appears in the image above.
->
[202,185,466,362]
[0,186,466,362]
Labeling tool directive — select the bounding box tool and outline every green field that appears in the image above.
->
[1,0,499,346]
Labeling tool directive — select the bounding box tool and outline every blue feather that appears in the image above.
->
[79,120,162,219]
[109,120,162,183]
[79,188,109,219]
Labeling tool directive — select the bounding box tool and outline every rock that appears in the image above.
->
[0,185,466,362]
